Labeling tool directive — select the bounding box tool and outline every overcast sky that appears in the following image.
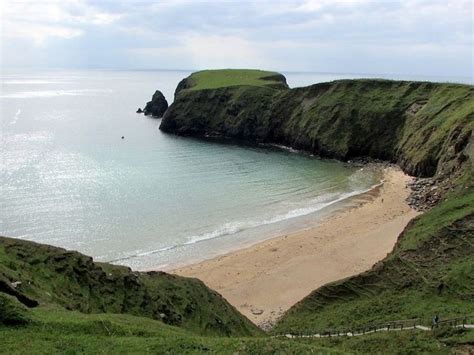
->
[1,0,472,77]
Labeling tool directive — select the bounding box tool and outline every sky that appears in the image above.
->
[1,0,473,77]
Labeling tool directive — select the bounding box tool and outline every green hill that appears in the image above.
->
[0,237,344,354]
[0,236,260,337]
[1,70,473,353]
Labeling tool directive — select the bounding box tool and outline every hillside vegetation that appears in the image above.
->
[1,301,342,354]
[0,236,259,337]
[160,70,474,351]
[0,237,348,354]
[1,70,473,353]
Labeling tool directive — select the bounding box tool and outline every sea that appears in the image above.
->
[1,69,471,270]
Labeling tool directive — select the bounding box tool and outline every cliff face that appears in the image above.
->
[160,75,473,177]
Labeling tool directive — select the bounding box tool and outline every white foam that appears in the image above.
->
[267,143,301,154]
[106,175,383,265]
[136,245,176,257]
[183,181,383,246]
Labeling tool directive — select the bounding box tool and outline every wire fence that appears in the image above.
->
[274,315,474,338]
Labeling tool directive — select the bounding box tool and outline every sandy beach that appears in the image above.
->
[172,166,420,327]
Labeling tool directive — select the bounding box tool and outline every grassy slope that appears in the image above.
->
[302,329,474,355]
[0,237,260,337]
[0,300,341,354]
[1,293,470,354]
[184,69,287,91]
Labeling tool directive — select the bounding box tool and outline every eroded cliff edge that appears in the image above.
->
[160,71,473,178]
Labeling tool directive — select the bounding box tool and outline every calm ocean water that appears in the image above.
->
[1,69,468,270]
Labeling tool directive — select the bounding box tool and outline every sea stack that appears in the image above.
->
[143,90,168,118]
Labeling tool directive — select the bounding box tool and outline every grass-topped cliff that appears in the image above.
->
[173,69,288,94]
[159,69,474,351]
[161,70,473,177]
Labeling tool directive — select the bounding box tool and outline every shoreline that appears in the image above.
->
[172,166,420,328]
[149,164,384,272]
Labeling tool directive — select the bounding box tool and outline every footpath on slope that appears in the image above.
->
[274,316,474,339]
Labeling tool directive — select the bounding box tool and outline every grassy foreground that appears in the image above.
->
[0,236,259,337]
[1,302,340,354]
[1,290,472,354]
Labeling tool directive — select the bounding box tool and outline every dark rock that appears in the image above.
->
[406,176,452,212]
[144,90,168,118]
[136,108,143,113]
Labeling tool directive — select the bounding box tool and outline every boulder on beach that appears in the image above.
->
[144,90,168,118]
[136,108,143,113]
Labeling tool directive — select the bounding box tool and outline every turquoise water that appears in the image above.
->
[0,70,388,270]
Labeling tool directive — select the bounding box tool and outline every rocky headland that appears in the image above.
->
[160,70,473,211]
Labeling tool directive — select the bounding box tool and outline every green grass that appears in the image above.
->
[398,190,474,250]
[299,328,474,355]
[6,304,470,354]
[183,69,287,91]
[0,236,260,337]
[0,293,31,326]
[1,301,472,354]
[0,306,340,354]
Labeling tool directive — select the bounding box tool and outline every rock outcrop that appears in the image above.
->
[144,90,168,118]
